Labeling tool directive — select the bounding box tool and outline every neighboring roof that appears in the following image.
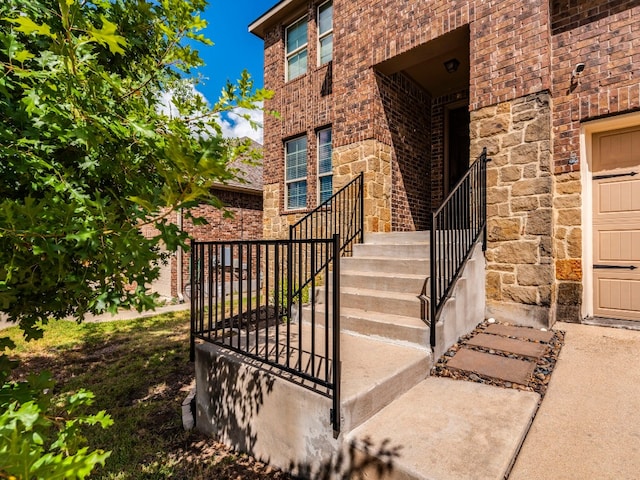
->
[249,0,305,39]
[215,138,263,194]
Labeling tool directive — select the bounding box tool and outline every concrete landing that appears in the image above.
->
[348,377,540,480]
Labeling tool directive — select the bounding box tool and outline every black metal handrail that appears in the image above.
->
[189,236,341,433]
[429,147,488,347]
[290,172,364,255]
[288,173,363,315]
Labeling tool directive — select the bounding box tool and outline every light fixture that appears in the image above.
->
[444,58,460,74]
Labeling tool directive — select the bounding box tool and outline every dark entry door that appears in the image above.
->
[447,106,471,193]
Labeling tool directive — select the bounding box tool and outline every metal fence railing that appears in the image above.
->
[189,236,341,433]
[429,147,488,347]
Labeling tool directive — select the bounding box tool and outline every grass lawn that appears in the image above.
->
[3,311,290,479]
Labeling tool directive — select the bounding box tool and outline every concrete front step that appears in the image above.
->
[339,286,423,318]
[340,331,432,431]
[353,242,429,259]
[341,256,429,275]
[339,270,427,293]
[303,305,430,348]
[364,231,430,244]
[346,377,540,480]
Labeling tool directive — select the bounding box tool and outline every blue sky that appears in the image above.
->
[192,1,277,142]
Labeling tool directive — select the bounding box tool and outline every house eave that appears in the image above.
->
[249,0,305,39]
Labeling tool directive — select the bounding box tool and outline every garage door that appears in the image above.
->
[593,126,640,321]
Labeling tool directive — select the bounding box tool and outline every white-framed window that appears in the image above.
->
[285,136,308,209]
[318,1,333,65]
[317,128,332,204]
[286,16,308,81]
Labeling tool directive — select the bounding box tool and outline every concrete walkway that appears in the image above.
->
[0,302,190,330]
[510,322,640,479]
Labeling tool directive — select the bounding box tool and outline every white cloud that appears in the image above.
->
[159,87,264,144]
[219,105,264,144]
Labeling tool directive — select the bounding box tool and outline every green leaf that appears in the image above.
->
[4,17,54,38]
[14,49,35,63]
[87,16,127,55]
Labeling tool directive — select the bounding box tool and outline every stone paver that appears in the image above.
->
[485,323,553,343]
[447,348,536,384]
[466,333,548,359]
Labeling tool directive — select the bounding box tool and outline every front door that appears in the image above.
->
[446,105,471,194]
[592,125,640,321]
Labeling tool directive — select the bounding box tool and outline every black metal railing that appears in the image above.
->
[290,172,364,256]
[189,236,341,433]
[429,147,488,347]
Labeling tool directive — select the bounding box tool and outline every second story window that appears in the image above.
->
[286,16,308,81]
[318,1,333,65]
[285,136,307,209]
[318,128,332,203]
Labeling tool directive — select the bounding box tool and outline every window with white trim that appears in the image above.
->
[318,1,333,65]
[286,16,308,81]
[285,136,307,209]
[317,128,332,203]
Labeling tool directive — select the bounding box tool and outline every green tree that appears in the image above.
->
[0,0,270,477]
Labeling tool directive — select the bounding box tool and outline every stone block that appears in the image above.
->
[524,116,550,142]
[492,241,538,264]
[470,106,497,120]
[503,273,516,284]
[525,209,552,236]
[487,187,510,204]
[556,259,582,281]
[502,131,523,148]
[539,195,552,208]
[557,281,582,305]
[496,102,511,114]
[510,144,539,165]
[539,286,551,306]
[487,169,499,187]
[490,153,510,167]
[487,271,502,300]
[557,208,582,227]
[479,116,509,137]
[513,110,537,123]
[487,218,522,241]
[499,166,522,183]
[522,164,538,179]
[503,285,538,305]
[517,265,553,286]
[512,178,552,196]
[567,228,582,257]
[539,238,553,259]
[554,194,581,208]
[555,180,581,195]
[511,197,539,212]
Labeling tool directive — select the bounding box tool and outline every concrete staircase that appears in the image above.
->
[195,231,495,479]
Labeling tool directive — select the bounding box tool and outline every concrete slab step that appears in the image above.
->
[347,377,540,480]
[303,305,430,347]
[466,333,549,360]
[364,231,430,244]
[341,256,429,275]
[447,348,537,385]
[340,331,432,431]
[353,242,429,259]
[339,270,427,293]
[485,324,554,343]
[339,286,423,318]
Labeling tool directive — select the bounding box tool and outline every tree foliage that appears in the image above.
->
[0,0,271,338]
[0,0,271,477]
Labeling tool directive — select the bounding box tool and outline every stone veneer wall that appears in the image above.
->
[471,92,554,327]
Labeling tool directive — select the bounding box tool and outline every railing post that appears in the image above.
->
[481,147,488,251]
[359,172,364,244]
[332,233,341,435]
[190,238,196,362]
[430,217,436,349]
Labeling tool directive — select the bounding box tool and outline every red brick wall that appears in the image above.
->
[550,0,640,173]
[174,189,263,297]
[375,71,432,231]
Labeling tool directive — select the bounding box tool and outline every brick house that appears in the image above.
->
[249,0,640,328]
[149,139,264,300]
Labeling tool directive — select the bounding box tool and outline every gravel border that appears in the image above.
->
[431,320,565,398]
